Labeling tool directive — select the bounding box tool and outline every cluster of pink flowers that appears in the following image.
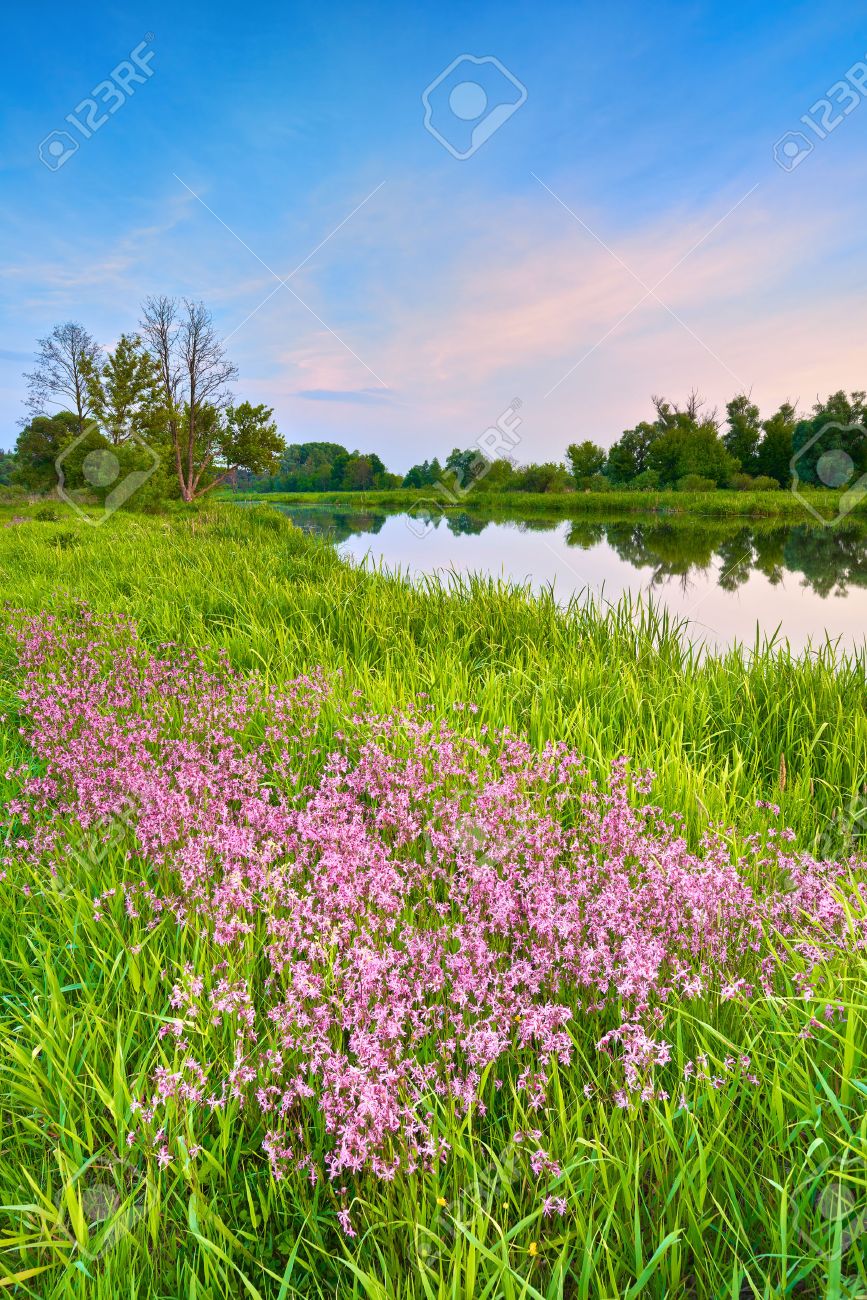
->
[4,604,865,1184]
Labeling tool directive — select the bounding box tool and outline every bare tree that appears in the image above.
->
[140,296,238,500]
[24,322,102,435]
[652,389,720,429]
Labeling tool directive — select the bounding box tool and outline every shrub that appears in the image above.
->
[677,474,717,493]
[728,473,754,491]
[33,503,61,522]
[752,475,781,491]
[630,469,661,491]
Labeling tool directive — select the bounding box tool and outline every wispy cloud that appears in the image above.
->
[298,387,394,404]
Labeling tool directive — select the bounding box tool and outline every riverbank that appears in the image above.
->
[1,502,863,843]
[227,484,862,523]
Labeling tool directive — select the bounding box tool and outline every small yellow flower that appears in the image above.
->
[528,1241,538,1257]
[436,1196,447,1207]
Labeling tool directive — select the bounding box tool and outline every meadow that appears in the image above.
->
[0,501,865,1299]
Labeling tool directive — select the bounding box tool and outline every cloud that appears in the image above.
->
[297,387,393,404]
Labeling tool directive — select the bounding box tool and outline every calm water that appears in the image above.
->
[264,503,867,653]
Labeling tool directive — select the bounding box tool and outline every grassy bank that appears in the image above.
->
[0,502,863,844]
[0,504,865,1299]
[227,485,862,523]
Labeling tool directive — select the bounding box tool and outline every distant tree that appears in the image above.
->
[648,420,737,487]
[402,457,443,488]
[88,333,162,445]
[723,394,762,472]
[755,402,798,485]
[790,391,867,487]
[0,450,16,485]
[343,454,375,490]
[13,412,80,490]
[480,458,516,490]
[510,461,571,493]
[566,440,606,484]
[140,296,239,501]
[24,322,102,435]
[605,421,662,484]
[444,447,488,491]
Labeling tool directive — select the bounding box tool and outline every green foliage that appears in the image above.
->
[755,402,798,486]
[723,393,762,471]
[791,392,867,488]
[676,473,717,492]
[566,439,606,484]
[261,441,397,492]
[402,456,443,488]
[509,461,571,493]
[605,421,660,484]
[13,412,81,490]
[220,401,284,479]
[630,468,661,491]
[87,333,163,445]
[648,421,737,487]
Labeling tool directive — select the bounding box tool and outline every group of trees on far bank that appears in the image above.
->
[4,318,866,505]
[249,389,867,499]
[394,390,866,498]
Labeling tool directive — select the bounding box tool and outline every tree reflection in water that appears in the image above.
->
[264,503,867,600]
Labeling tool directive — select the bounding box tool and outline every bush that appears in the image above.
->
[677,475,717,493]
[33,503,61,522]
[728,473,754,491]
[630,469,661,491]
[752,475,781,491]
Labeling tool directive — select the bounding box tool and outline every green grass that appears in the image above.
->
[0,503,865,1298]
[226,485,863,523]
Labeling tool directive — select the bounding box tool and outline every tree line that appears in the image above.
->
[251,389,866,498]
[4,316,865,502]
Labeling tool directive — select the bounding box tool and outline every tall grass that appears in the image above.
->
[1,503,863,844]
[229,486,860,523]
[0,503,865,1299]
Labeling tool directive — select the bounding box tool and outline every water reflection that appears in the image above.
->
[277,503,867,602]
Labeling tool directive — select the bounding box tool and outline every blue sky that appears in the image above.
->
[2,0,866,466]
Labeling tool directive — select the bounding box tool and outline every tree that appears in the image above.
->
[566,440,606,484]
[0,450,16,485]
[88,333,162,445]
[140,296,239,500]
[403,458,443,488]
[605,422,663,484]
[790,391,867,487]
[755,402,798,486]
[444,447,488,491]
[647,421,737,487]
[218,403,284,488]
[13,412,80,490]
[723,394,762,472]
[24,322,102,434]
[510,461,571,493]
